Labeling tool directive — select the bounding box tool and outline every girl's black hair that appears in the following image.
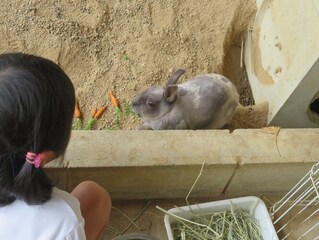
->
[0,52,75,205]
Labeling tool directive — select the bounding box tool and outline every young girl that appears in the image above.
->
[0,52,112,240]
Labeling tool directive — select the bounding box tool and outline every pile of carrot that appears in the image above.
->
[73,89,123,130]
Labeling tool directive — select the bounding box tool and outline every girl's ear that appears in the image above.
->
[40,151,58,166]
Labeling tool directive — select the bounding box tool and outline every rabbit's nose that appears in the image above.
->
[132,96,139,105]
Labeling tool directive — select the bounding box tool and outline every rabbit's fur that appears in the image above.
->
[132,69,239,130]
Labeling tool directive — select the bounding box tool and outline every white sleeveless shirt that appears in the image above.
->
[0,187,86,240]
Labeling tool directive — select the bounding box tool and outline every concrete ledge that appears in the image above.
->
[45,128,319,199]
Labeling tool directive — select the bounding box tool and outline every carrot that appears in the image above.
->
[91,106,97,118]
[74,98,81,118]
[84,105,107,130]
[94,105,107,119]
[108,90,119,108]
[84,118,96,130]
[72,98,82,130]
[108,89,122,125]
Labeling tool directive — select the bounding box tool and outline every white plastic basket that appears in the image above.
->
[164,196,278,240]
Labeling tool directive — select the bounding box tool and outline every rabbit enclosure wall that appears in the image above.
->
[46,129,318,200]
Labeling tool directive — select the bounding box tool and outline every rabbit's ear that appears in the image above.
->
[165,68,185,86]
[163,84,178,103]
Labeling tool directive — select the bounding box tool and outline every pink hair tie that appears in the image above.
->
[26,152,42,168]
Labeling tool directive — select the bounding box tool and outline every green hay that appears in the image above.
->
[161,207,262,240]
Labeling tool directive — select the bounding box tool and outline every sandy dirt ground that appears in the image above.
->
[0,0,268,130]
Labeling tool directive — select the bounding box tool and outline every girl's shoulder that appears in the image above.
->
[52,187,83,219]
[0,187,85,240]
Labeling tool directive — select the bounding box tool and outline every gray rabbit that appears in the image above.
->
[132,68,239,130]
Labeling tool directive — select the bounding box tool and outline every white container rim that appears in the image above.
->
[164,196,278,240]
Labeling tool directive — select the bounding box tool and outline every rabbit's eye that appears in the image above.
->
[147,99,157,108]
